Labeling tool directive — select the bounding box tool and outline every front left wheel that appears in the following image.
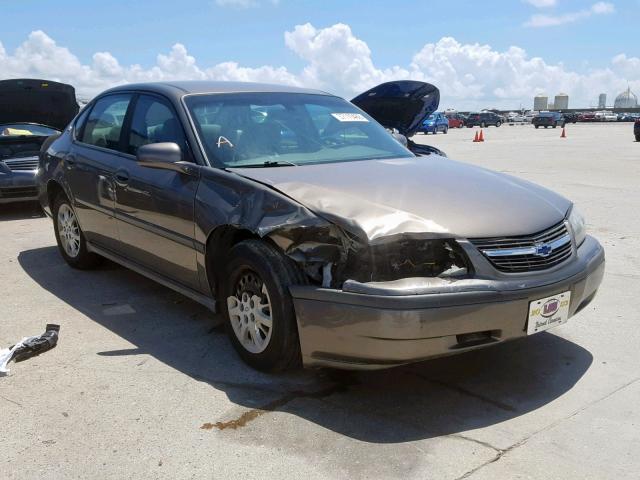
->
[53,193,102,269]
[221,240,304,372]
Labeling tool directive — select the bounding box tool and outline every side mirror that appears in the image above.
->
[137,142,182,166]
[136,142,196,175]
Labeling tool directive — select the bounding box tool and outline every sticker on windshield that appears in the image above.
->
[331,113,369,122]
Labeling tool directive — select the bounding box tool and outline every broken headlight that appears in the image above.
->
[338,238,471,284]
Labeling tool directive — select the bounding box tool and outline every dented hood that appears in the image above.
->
[233,156,571,242]
[351,81,439,137]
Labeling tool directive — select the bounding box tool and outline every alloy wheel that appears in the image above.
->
[57,203,81,258]
[226,270,273,354]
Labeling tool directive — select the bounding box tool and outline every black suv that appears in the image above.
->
[634,118,640,142]
[465,112,502,128]
[532,112,565,129]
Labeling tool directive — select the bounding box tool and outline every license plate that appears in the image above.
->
[527,291,571,335]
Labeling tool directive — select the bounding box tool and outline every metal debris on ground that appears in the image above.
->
[0,324,60,375]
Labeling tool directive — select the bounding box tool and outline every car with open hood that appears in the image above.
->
[0,79,79,204]
[37,80,604,371]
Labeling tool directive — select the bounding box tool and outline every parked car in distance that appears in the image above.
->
[578,112,597,122]
[532,112,565,129]
[0,79,78,204]
[506,112,526,124]
[446,114,465,128]
[600,111,618,122]
[38,80,604,372]
[560,112,578,124]
[419,112,449,134]
[466,112,503,128]
[634,118,640,142]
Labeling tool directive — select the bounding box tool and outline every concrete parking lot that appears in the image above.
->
[1,122,638,479]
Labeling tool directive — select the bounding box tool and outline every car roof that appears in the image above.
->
[101,81,331,101]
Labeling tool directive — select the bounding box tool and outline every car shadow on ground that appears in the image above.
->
[0,202,45,221]
[18,246,593,444]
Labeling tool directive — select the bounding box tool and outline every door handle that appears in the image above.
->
[114,170,130,187]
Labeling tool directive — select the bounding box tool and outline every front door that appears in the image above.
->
[113,94,200,290]
[67,93,133,252]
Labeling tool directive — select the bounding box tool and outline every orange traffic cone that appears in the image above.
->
[473,131,479,142]
[478,129,485,142]
[560,127,566,138]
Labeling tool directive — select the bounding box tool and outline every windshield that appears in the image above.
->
[184,93,414,168]
[0,123,59,137]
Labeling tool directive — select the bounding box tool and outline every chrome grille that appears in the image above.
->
[470,221,573,272]
[3,157,39,171]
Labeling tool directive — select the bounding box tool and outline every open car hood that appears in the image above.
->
[351,81,439,137]
[0,79,79,131]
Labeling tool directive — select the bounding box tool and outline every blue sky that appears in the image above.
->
[0,0,637,109]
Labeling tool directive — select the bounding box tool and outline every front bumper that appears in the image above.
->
[0,169,39,204]
[290,235,605,369]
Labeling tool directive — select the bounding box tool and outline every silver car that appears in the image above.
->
[37,80,604,371]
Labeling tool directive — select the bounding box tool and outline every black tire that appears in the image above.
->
[496,121,501,127]
[636,135,640,142]
[552,124,557,129]
[535,125,539,129]
[481,122,487,128]
[459,123,464,129]
[221,240,304,372]
[443,126,449,134]
[53,193,102,269]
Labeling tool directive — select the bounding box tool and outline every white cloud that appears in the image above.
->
[525,1,615,27]
[524,0,557,8]
[0,25,638,110]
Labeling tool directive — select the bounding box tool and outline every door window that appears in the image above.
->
[127,95,188,158]
[80,94,131,151]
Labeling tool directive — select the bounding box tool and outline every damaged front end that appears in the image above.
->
[265,220,471,292]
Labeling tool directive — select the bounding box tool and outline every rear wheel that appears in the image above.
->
[443,126,449,134]
[53,193,102,269]
[636,134,640,142]
[481,122,487,128]
[221,240,303,371]
[496,121,501,127]
[535,125,539,129]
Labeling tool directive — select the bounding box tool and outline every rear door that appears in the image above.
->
[67,93,133,252]
[113,93,201,290]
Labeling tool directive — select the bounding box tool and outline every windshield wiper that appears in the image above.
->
[240,160,298,168]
